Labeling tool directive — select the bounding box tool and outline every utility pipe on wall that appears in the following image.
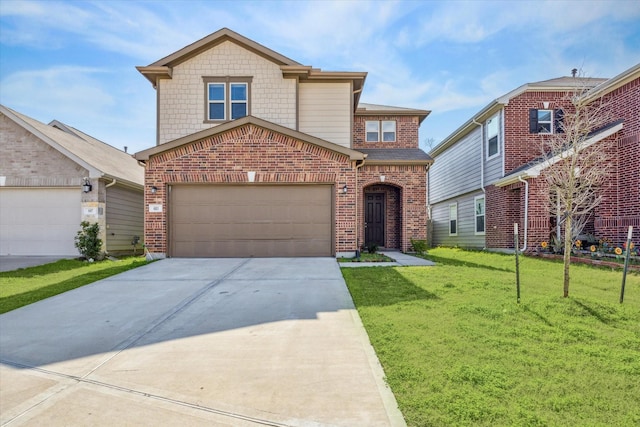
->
[354,159,366,256]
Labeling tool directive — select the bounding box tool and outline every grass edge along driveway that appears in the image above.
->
[0,257,150,314]
[342,248,640,427]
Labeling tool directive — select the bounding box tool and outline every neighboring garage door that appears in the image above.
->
[170,185,333,257]
[0,188,81,256]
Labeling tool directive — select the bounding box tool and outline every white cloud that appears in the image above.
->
[0,65,156,153]
[0,66,114,112]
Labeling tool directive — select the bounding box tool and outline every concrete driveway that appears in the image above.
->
[0,258,404,426]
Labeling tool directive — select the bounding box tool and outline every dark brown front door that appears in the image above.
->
[365,193,385,247]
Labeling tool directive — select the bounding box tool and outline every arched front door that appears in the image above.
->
[365,193,385,247]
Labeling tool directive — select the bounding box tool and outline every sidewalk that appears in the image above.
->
[339,251,435,268]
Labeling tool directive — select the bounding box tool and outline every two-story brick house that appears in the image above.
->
[428,63,639,251]
[134,28,431,258]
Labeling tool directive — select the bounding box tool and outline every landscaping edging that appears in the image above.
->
[532,252,640,271]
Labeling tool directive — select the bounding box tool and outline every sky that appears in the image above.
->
[1,0,639,155]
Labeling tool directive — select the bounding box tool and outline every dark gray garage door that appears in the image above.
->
[170,185,333,257]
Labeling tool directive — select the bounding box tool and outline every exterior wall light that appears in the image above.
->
[342,184,348,194]
[150,186,158,194]
[82,178,93,193]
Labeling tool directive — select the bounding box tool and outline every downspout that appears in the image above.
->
[355,158,366,257]
[471,118,485,193]
[105,177,117,188]
[518,176,529,252]
[472,118,486,249]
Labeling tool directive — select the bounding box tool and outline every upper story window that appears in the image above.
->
[529,109,564,134]
[486,114,499,159]
[365,120,396,142]
[203,77,252,122]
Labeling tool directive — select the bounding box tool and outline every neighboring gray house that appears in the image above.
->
[0,105,144,256]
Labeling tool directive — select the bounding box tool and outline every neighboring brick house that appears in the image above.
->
[134,28,431,258]
[0,105,144,256]
[428,63,639,251]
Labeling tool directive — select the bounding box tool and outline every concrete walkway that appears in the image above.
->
[339,251,435,268]
[0,257,405,427]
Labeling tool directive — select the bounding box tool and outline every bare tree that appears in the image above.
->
[422,137,437,152]
[541,79,614,297]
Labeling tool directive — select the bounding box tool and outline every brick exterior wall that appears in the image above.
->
[157,40,297,144]
[488,76,640,251]
[352,115,420,149]
[594,76,640,244]
[503,91,575,174]
[357,165,427,252]
[486,184,521,249]
[144,123,357,256]
[0,113,88,187]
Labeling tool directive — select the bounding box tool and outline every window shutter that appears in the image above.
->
[554,109,564,133]
[529,109,539,133]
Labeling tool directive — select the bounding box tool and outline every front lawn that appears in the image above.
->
[341,248,640,426]
[337,252,395,263]
[0,257,150,314]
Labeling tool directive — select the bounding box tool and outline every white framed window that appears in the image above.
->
[475,195,485,235]
[529,109,563,134]
[366,121,379,142]
[207,83,226,120]
[449,203,458,236]
[382,120,396,142]
[230,83,248,119]
[365,120,396,142]
[536,109,552,134]
[204,77,251,122]
[486,114,499,159]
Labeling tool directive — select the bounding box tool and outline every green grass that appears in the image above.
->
[341,248,640,427]
[0,257,150,314]
[337,252,395,262]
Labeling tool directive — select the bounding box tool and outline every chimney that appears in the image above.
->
[571,68,577,78]
[124,146,128,153]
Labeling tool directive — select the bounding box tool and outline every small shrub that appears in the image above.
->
[75,221,103,260]
[411,238,428,255]
[367,243,379,254]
